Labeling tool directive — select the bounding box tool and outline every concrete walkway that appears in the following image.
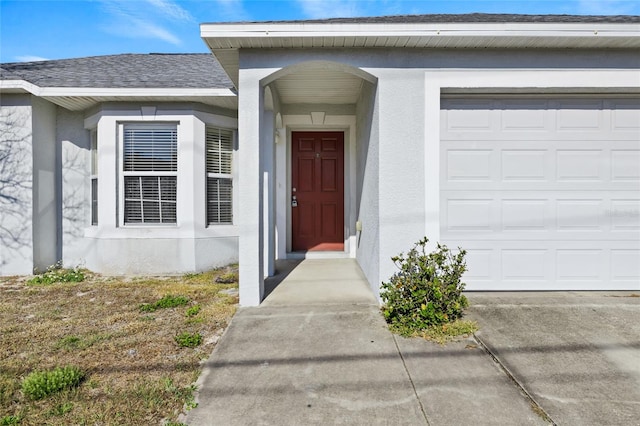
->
[185,259,546,425]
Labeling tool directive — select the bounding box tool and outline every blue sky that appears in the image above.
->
[1,0,639,63]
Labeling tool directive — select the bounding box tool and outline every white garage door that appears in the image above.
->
[440,97,640,290]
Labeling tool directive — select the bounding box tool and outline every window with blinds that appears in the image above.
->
[90,129,98,225]
[206,126,233,225]
[122,124,177,224]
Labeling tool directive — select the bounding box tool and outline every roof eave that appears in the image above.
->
[0,79,40,94]
[201,21,640,87]
[0,82,238,111]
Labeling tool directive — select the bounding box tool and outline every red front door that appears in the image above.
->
[292,131,344,251]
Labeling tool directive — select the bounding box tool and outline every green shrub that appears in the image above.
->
[28,263,85,285]
[381,237,468,335]
[185,305,201,317]
[174,332,202,348]
[139,295,189,313]
[21,366,85,400]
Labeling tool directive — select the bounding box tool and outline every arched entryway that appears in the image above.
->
[261,61,377,261]
[237,60,377,306]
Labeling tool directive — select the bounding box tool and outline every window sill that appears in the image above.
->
[83,224,239,239]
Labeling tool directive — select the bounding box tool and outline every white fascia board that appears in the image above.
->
[0,79,40,94]
[37,87,236,97]
[201,22,639,47]
[0,82,237,98]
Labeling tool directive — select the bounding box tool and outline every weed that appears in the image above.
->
[185,305,201,317]
[55,333,111,351]
[182,272,199,279]
[182,384,198,410]
[186,317,205,325]
[49,402,73,416]
[1,415,22,425]
[140,295,189,313]
[215,272,238,284]
[28,263,85,285]
[175,332,202,348]
[21,366,85,400]
[412,319,479,344]
[163,379,198,411]
[56,335,81,350]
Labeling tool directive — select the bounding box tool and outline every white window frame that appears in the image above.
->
[118,122,178,227]
[206,126,234,225]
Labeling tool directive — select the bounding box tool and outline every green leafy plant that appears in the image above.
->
[56,335,81,350]
[174,332,202,348]
[21,366,85,400]
[1,415,22,426]
[139,295,189,313]
[381,237,469,335]
[185,305,201,317]
[28,263,85,285]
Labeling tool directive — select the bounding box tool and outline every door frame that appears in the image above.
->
[275,116,357,259]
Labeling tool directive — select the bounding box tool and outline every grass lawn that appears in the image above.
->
[0,266,238,425]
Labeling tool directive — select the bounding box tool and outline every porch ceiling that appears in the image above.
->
[273,68,364,105]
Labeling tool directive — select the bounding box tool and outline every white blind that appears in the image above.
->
[124,126,177,172]
[206,126,233,225]
[207,178,232,224]
[206,127,233,174]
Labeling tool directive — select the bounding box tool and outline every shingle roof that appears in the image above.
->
[211,13,640,25]
[0,53,233,89]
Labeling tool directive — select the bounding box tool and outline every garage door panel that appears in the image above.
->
[611,150,640,180]
[446,149,494,181]
[610,199,640,230]
[444,192,640,240]
[501,150,549,181]
[556,150,604,181]
[441,97,640,291]
[611,249,640,281]
[447,240,640,291]
[442,98,639,141]
[611,101,640,130]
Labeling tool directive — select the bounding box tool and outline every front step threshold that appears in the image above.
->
[286,251,351,260]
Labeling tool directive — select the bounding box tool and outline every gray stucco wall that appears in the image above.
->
[57,108,91,268]
[355,81,380,293]
[0,94,34,275]
[375,69,428,293]
[239,46,639,297]
[31,97,58,272]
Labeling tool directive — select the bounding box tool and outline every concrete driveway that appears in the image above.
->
[185,260,640,425]
[467,292,640,426]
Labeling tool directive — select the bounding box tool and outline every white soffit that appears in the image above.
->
[0,82,238,111]
[201,21,640,87]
